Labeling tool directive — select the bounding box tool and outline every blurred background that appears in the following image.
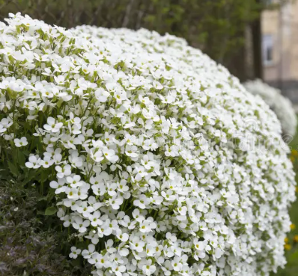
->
[1,0,298,103]
[1,0,298,275]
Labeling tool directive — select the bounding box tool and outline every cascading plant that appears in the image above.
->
[0,13,296,276]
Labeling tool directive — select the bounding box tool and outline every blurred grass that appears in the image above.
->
[274,116,298,276]
[275,201,298,276]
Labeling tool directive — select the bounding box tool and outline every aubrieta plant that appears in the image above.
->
[244,79,297,139]
[0,13,296,276]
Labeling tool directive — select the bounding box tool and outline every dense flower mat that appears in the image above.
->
[0,13,296,276]
[244,79,297,138]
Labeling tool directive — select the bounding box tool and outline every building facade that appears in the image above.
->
[262,1,298,103]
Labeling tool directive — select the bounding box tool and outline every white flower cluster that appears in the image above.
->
[0,13,296,276]
[244,79,297,138]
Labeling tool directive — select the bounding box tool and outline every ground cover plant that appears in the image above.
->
[244,79,297,139]
[0,13,296,276]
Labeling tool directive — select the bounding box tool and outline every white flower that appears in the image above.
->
[140,259,156,275]
[153,80,163,90]
[95,88,109,102]
[50,179,67,194]
[72,216,90,233]
[133,195,151,209]
[40,156,54,168]
[105,239,117,254]
[89,211,103,227]
[111,262,126,276]
[25,155,41,169]
[55,164,72,178]
[108,196,123,210]
[14,137,28,147]
[1,118,13,129]
[130,236,145,253]
[117,232,129,242]
[44,117,63,133]
[69,246,81,259]
[86,230,100,244]
[90,148,104,163]
[103,148,119,163]
[62,215,72,227]
[0,124,7,133]
[82,244,96,259]
[66,174,83,187]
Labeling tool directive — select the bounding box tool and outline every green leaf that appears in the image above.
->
[40,170,50,183]
[18,150,26,165]
[22,169,38,185]
[8,161,18,177]
[45,206,57,216]
[37,196,48,202]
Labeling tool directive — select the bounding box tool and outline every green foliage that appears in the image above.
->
[0,179,91,275]
[45,206,57,216]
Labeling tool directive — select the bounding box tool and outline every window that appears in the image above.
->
[262,34,273,65]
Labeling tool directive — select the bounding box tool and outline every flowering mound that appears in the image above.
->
[244,79,297,138]
[0,13,296,276]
